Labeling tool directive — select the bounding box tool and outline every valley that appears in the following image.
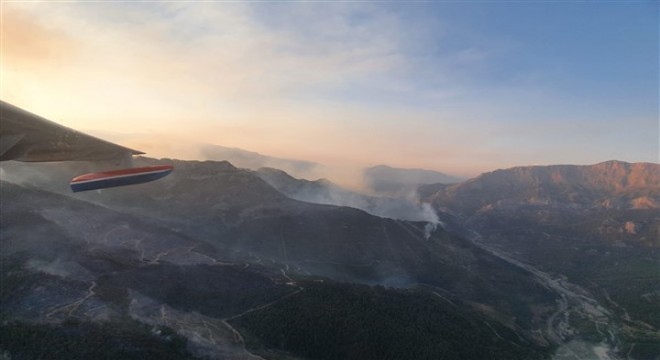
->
[1,159,658,359]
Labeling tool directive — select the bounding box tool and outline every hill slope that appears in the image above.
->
[1,159,564,358]
[421,161,660,359]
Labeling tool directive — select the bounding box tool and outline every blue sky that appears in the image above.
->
[1,1,658,177]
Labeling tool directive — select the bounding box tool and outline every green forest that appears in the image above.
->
[231,280,550,360]
[0,319,195,360]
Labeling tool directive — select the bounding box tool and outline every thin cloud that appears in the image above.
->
[1,2,656,176]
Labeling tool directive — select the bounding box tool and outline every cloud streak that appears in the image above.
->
[1,2,657,176]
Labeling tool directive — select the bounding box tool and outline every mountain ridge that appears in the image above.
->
[417,160,659,359]
[364,164,464,196]
[422,160,659,214]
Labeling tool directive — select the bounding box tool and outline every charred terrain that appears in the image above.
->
[1,158,658,359]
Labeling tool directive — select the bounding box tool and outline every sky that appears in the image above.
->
[1,1,658,177]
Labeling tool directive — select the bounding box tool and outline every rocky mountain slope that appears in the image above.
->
[424,161,659,213]
[420,160,660,359]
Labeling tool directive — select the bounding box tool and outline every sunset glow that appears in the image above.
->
[2,2,658,177]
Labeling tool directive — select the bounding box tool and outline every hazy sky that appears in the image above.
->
[2,1,658,176]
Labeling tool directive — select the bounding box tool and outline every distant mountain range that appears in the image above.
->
[422,160,659,213]
[201,144,465,194]
[1,158,658,359]
[364,164,464,196]
[200,144,320,178]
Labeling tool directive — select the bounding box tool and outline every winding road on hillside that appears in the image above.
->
[459,227,622,360]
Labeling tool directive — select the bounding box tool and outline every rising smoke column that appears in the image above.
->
[421,203,443,239]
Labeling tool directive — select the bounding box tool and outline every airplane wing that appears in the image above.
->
[0,100,143,162]
[0,100,173,192]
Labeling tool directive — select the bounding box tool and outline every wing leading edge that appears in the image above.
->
[0,100,143,162]
[0,100,173,192]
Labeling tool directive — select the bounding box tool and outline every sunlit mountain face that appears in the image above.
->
[1,158,658,359]
[420,161,660,360]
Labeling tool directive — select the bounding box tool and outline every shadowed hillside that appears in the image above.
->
[1,159,566,359]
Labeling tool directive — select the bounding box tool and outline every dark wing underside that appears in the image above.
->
[0,100,143,162]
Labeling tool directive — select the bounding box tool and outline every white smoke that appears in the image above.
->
[551,340,618,360]
[421,203,443,239]
[27,258,71,278]
[26,258,94,281]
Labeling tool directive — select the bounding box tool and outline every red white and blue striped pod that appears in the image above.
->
[70,165,173,192]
